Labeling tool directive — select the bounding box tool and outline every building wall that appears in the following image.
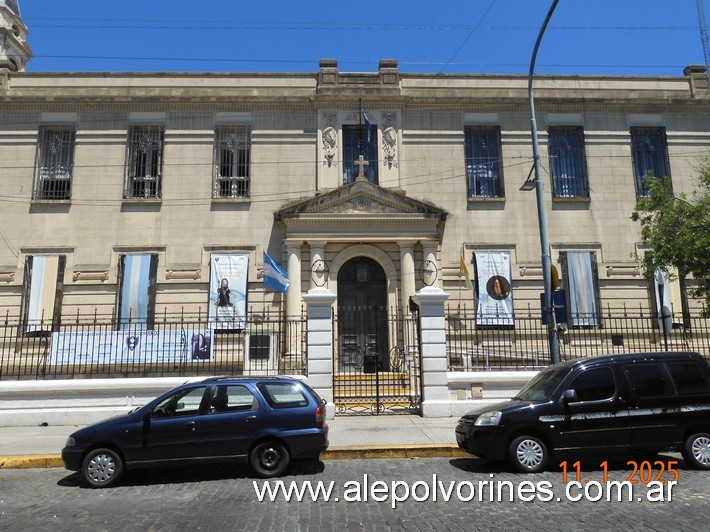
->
[1,66,709,321]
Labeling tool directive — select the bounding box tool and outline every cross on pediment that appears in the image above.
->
[354,155,369,180]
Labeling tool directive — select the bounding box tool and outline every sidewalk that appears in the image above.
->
[0,415,465,469]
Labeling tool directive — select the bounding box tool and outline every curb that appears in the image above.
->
[0,445,468,470]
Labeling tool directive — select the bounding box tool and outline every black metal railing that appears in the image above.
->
[0,308,307,381]
[446,303,710,371]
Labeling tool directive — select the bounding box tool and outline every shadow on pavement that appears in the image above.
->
[57,459,326,489]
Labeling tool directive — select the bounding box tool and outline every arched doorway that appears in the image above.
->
[337,257,388,372]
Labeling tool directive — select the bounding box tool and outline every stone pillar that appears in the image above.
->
[309,241,326,289]
[422,242,439,288]
[303,287,337,420]
[413,286,450,418]
[286,241,302,319]
[398,241,416,314]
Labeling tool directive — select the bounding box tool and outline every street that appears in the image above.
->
[1,456,708,531]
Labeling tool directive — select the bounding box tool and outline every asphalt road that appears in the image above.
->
[1,456,708,531]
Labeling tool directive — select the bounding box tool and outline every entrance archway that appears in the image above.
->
[337,257,388,371]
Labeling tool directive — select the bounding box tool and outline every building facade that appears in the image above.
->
[1,4,710,375]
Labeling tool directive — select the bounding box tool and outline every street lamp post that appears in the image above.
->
[528,0,561,364]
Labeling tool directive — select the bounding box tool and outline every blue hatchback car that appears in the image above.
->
[62,376,328,488]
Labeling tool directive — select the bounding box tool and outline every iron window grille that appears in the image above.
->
[548,126,589,198]
[213,125,251,198]
[33,126,76,200]
[464,126,504,198]
[342,124,378,184]
[124,125,164,199]
[630,126,672,197]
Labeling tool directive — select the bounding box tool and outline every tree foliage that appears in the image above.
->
[631,160,710,308]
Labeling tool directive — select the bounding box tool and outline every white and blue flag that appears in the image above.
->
[263,251,289,293]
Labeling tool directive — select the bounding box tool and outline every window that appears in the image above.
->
[256,382,308,409]
[667,362,710,395]
[464,126,503,198]
[34,126,76,200]
[548,126,588,198]
[560,251,601,328]
[116,254,158,330]
[153,387,206,418]
[213,125,251,198]
[630,126,671,197]
[210,385,258,413]
[124,125,164,199]
[343,124,378,184]
[623,363,674,398]
[568,368,615,402]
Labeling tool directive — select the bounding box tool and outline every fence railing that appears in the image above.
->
[0,308,307,381]
[446,304,710,371]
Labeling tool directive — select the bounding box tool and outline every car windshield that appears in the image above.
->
[514,364,570,401]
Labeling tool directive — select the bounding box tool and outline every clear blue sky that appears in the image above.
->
[18,0,706,75]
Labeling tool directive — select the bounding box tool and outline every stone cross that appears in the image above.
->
[354,155,369,180]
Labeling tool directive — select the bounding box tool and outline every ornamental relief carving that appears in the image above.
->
[322,126,337,167]
[382,126,398,169]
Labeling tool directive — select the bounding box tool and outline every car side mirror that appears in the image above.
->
[559,389,578,405]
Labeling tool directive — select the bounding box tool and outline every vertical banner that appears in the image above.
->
[566,251,599,327]
[25,255,60,333]
[475,251,514,326]
[119,254,154,329]
[209,253,249,329]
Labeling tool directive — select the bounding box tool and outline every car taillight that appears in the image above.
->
[315,406,324,428]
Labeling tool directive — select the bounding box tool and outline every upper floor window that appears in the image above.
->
[34,126,76,200]
[464,126,503,198]
[213,125,251,198]
[630,126,671,197]
[548,126,589,198]
[343,124,378,184]
[125,125,164,199]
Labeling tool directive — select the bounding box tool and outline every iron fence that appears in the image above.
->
[0,308,307,381]
[446,304,710,371]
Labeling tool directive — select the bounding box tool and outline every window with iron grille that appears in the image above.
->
[548,126,589,198]
[342,124,378,184]
[630,126,672,197]
[213,125,251,198]
[124,125,164,199]
[33,126,75,200]
[464,126,503,198]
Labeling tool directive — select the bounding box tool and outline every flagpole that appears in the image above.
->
[358,98,364,157]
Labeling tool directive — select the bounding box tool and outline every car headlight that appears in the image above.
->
[474,411,502,426]
[65,436,76,447]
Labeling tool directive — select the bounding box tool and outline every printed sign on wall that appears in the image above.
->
[208,253,249,329]
[475,251,514,326]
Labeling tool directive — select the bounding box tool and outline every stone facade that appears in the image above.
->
[1,57,710,323]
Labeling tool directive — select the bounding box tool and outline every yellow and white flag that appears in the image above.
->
[460,251,475,294]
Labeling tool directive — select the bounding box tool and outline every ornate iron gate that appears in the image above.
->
[333,306,421,415]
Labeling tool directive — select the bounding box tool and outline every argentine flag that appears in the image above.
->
[263,251,289,293]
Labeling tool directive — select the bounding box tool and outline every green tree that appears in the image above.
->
[631,161,710,309]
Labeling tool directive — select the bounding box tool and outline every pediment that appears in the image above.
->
[276,178,446,218]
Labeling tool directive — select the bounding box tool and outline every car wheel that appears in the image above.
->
[81,448,124,488]
[250,441,290,478]
[682,432,710,470]
[509,435,549,473]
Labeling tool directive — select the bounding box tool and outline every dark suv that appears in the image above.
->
[456,351,710,472]
[62,376,328,488]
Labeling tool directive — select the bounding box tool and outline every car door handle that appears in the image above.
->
[246,416,257,422]
[184,421,196,429]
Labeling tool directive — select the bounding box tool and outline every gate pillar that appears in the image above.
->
[413,286,450,418]
[303,286,337,420]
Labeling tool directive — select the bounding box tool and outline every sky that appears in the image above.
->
[15,0,708,76]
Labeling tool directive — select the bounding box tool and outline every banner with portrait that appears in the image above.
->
[49,328,213,365]
[475,251,514,326]
[208,253,249,330]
